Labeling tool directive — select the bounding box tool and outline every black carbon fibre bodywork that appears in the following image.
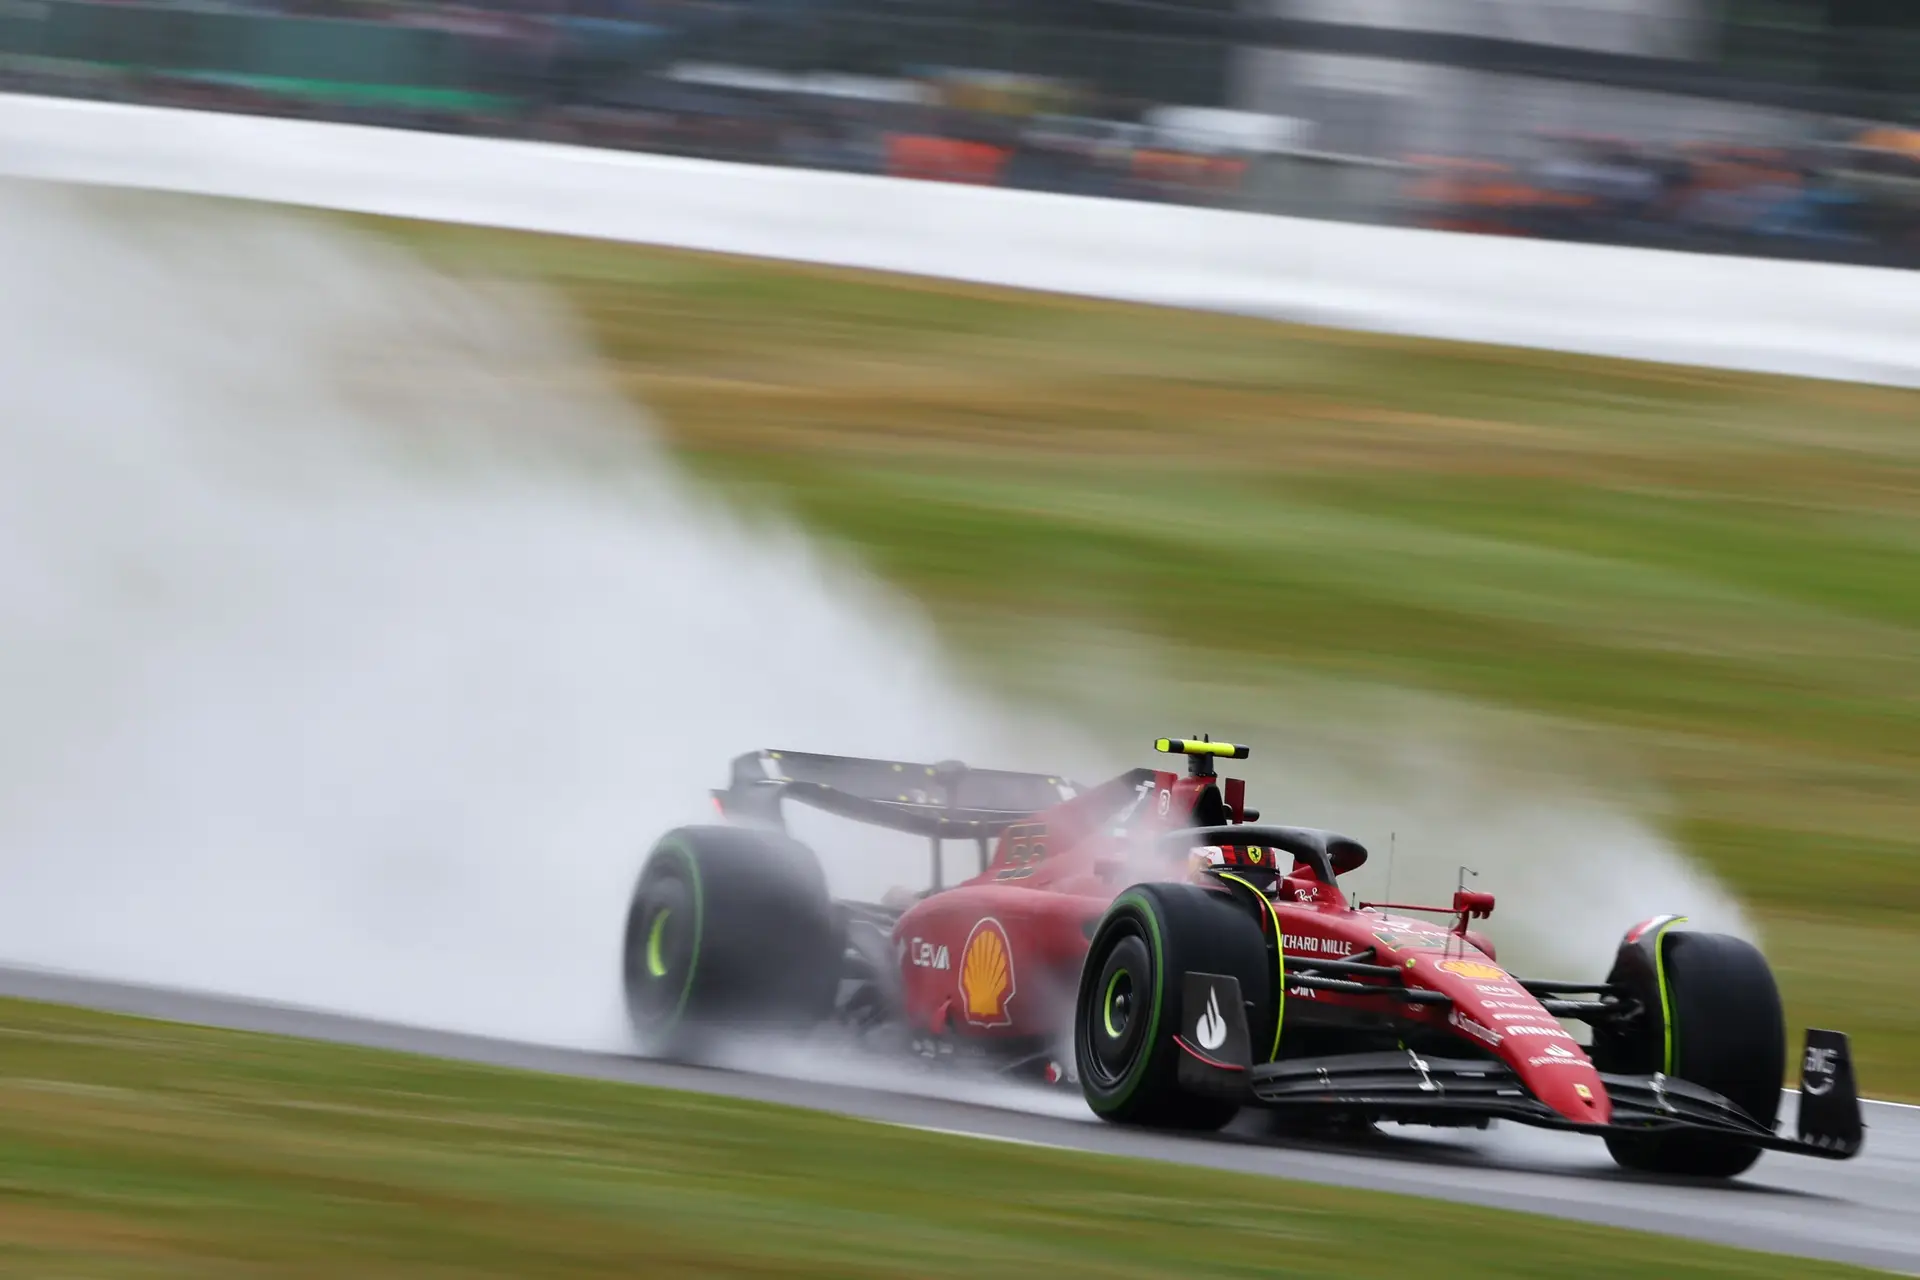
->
[1209,1043,1863,1158]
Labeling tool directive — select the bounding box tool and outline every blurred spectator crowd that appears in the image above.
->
[1409,128,1920,267]
[0,0,1914,268]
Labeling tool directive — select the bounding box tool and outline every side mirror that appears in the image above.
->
[1453,890,1496,920]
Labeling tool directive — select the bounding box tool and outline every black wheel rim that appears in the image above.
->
[1083,931,1153,1089]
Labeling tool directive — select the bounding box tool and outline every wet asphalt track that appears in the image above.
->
[2,965,1914,1274]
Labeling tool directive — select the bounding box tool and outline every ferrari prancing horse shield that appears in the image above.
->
[959,918,1016,1027]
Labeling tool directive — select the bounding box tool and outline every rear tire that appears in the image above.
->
[623,825,842,1057]
[1074,882,1272,1131]
[1595,930,1785,1178]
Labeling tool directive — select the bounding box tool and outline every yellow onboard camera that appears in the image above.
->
[1154,736,1249,777]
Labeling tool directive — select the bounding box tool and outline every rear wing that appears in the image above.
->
[713,750,1079,888]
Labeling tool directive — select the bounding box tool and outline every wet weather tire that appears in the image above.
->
[1595,930,1786,1178]
[1074,882,1272,1131]
[623,825,841,1058]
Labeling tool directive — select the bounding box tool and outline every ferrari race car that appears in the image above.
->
[623,737,1863,1178]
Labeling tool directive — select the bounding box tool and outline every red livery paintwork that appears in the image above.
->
[666,738,1861,1176]
[883,761,1609,1125]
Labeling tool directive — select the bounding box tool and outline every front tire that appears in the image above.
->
[623,825,842,1057]
[1074,882,1272,1131]
[1595,930,1786,1178]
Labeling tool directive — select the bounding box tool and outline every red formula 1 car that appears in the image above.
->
[623,737,1863,1178]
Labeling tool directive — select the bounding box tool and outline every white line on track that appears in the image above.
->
[1785,1089,1920,1114]
[874,1120,1070,1151]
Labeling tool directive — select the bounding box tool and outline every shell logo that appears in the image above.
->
[959,918,1017,1027]
[1437,959,1508,982]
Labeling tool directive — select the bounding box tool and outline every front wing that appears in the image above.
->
[1173,972,1864,1159]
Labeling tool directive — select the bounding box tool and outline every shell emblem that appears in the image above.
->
[959,918,1016,1027]
[1437,959,1508,982]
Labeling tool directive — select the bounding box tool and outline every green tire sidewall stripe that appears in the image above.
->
[648,839,705,1032]
[1090,890,1165,1115]
[645,909,672,978]
[1653,915,1688,1074]
[1216,872,1285,1062]
[1102,966,1127,1039]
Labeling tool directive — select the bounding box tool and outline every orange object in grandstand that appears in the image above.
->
[1130,148,1247,192]
[885,134,1009,185]
[1404,156,1589,235]
[1855,127,1920,157]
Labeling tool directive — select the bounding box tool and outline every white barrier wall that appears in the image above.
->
[3,92,1915,387]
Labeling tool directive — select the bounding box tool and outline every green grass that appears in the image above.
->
[353,219,1920,1091]
[0,997,1883,1278]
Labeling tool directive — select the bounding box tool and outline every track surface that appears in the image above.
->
[3,966,1913,1274]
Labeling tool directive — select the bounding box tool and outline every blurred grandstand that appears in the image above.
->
[0,0,1913,265]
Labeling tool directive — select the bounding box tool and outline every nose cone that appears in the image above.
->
[1419,955,1612,1125]
[1502,1033,1611,1124]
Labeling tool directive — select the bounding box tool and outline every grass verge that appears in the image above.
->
[357,218,1920,1090]
[0,996,1883,1278]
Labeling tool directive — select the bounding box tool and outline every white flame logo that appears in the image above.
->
[1196,985,1227,1051]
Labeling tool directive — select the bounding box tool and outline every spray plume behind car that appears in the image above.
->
[0,181,1091,1049]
